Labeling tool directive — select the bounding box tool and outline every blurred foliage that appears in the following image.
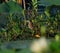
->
[0,49,15,53]
[49,41,60,53]
[0,0,23,13]
[0,1,60,53]
[0,0,60,41]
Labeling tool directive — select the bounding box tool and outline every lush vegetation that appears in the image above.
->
[49,40,60,53]
[0,0,60,41]
[0,0,60,53]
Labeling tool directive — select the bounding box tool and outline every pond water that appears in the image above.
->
[0,40,32,49]
[0,40,33,53]
[0,39,54,53]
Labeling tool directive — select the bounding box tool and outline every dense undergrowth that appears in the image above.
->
[0,0,60,41]
[0,1,60,53]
